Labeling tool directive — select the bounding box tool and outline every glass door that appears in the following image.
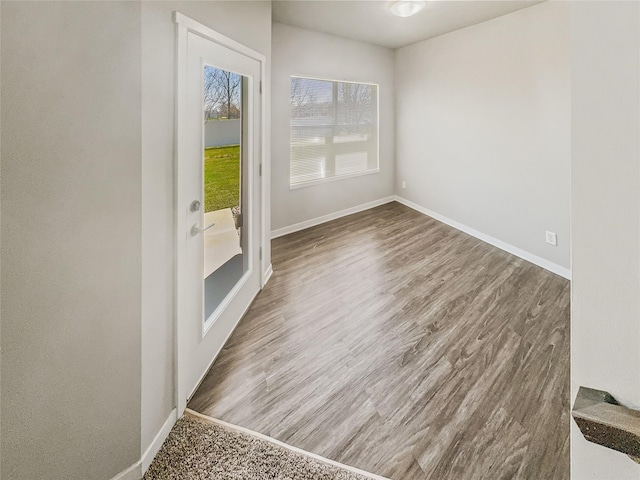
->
[176,19,263,411]
[201,66,248,325]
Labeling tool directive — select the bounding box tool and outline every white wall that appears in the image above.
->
[1,2,142,478]
[141,0,271,457]
[205,118,241,147]
[395,1,571,273]
[571,1,640,478]
[0,2,271,478]
[271,23,395,232]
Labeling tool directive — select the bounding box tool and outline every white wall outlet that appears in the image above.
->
[546,231,557,246]
[401,181,407,189]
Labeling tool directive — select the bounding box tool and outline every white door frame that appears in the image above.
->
[173,12,269,415]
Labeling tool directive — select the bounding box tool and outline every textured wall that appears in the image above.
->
[571,1,640,478]
[1,2,142,478]
[395,2,571,271]
[271,22,395,232]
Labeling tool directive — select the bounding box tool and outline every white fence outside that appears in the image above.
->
[205,118,241,147]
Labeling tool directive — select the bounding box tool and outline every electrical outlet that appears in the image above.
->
[401,181,407,189]
[546,231,557,246]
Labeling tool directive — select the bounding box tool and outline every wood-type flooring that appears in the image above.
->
[189,201,570,479]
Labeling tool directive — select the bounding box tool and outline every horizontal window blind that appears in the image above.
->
[290,76,379,186]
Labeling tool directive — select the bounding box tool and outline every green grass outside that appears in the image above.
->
[204,145,240,212]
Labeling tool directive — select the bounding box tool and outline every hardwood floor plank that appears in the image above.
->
[188,202,570,479]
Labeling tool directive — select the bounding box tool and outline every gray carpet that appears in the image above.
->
[144,413,373,480]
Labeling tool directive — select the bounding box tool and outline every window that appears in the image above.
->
[290,76,379,188]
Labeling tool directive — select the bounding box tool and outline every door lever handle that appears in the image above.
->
[191,222,215,235]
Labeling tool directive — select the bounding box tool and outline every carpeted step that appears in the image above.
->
[144,410,387,480]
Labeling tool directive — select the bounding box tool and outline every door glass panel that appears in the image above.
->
[202,65,247,322]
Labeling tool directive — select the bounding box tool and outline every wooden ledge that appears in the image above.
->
[572,386,640,463]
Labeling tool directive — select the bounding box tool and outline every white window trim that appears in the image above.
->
[289,75,380,189]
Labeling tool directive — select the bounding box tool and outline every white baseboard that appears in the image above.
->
[262,263,273,288]
[185,409,390,480]
[141,409,177,474]
[394,196,571,280]
[110,461,141,480]
[111,409,178,480]
[271,196,395,239]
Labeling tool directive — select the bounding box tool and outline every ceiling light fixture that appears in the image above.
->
[390,1,426,18]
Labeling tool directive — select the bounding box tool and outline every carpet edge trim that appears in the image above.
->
[184,409,390,480]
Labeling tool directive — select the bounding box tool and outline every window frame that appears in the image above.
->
[289,75,380,190]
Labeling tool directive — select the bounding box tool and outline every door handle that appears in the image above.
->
[191,222,215,235]
[189,200,215,235]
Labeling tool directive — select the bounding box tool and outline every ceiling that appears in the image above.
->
[272,1,545,49]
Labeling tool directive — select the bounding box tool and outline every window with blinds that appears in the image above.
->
[290,76,379,187]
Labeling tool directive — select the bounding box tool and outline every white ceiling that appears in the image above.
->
[272,1,545,49]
